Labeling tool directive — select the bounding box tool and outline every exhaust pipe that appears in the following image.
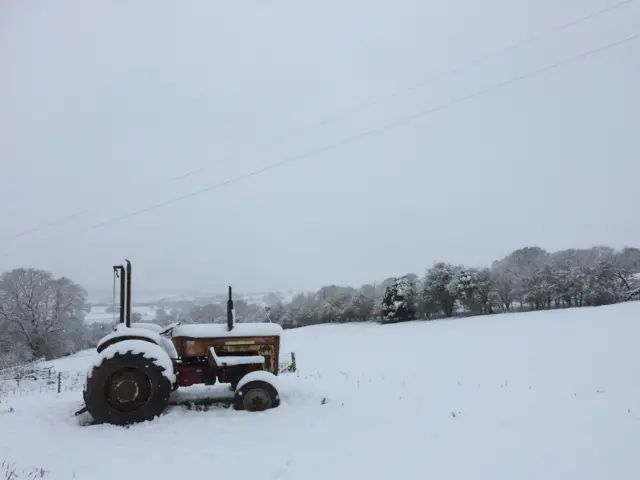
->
[125,259,132,328]
[113,264,126,325]
[112,260,132,327]
[227,286,234,331]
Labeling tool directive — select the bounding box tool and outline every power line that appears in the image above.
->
[0,166,208,241]
[2,29,638,260]
[8,209,91,239]
[4,0,634,242]
[276,0,635,131]
[171,168,206,181]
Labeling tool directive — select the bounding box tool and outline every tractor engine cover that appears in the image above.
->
[171,323,283,376]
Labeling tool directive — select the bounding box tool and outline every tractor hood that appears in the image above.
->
[172,322,282,339]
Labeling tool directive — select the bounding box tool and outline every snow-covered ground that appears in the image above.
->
[84,306,113,324]
[1,302,639,479]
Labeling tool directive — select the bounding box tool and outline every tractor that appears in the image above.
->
[80,260,288,426]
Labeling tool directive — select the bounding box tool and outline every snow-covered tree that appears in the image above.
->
[491,266,515,311]
[264,292,284,307]
[521,264,555,309]
[615,247,640,273]
[492,246,549,307]
[315,285,356,323]
[0,268,90,361]
[265,302,293,327]
[287,293,321,326]
[625,273,640,301]
[581,260,631,306]
[380,276,416,323]
[420,262,463,317]
[348,286,375,321]
[455,268,476,300]
[458,268,497,314]
[188,303,225,324]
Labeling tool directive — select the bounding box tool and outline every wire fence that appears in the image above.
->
[0,352,296,399]
[279,352,297,374]
[0,362,85,399]
[0,358,46,377]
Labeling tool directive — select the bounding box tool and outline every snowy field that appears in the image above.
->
[85,305,157,324]
[240,291,300,306]
[1,302,639,479]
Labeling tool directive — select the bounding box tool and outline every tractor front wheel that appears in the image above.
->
[233,380,280,412]
[84,344,172,426]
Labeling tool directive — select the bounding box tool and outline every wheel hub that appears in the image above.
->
[106,367,152,411]
[243,388,272,411]
[113,379,140,402]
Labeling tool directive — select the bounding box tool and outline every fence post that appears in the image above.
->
[57,372,61,394]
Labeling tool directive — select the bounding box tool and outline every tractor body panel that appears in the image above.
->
[172,334,280,373]
[171,322,282,373]
[170,323,282,388]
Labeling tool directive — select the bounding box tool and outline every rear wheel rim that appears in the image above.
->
[243,388,272,411]
[105,366,153,412]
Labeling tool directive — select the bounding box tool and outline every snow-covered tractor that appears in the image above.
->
[81,260,289,426]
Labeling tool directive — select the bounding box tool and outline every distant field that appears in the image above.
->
[85,291,301,324]
[85,305,157,324]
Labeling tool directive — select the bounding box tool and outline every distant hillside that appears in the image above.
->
[85,290,304,324]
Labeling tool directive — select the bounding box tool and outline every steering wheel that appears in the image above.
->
[159,321,182,336]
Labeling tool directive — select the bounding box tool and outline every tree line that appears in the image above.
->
[376,245,640,323]
[1,244,639,367]
[153,245,640,327]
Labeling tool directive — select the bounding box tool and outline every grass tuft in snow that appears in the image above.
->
[1,461,47,479]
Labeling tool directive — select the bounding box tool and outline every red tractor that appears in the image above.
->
[81,260,288,426]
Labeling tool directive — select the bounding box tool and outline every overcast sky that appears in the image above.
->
[0,0,638,296]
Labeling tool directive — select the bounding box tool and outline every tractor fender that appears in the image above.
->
[96,326,178,359]
[236,370,280,392]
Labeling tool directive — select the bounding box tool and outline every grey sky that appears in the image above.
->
[0,0,638,296]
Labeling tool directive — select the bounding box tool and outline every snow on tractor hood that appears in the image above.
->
[171,322,283,339]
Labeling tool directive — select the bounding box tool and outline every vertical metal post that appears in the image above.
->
[113,265,126,325]
[227,286,234,331]
[125,259,132,328]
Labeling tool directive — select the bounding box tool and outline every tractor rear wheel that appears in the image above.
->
[84,348,172,426]
[233,380,280,412]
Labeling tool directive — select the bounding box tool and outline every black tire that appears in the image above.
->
[83,349,172,426]
[233,380,280,412]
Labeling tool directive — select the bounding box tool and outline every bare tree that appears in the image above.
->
[0,268,90,360]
